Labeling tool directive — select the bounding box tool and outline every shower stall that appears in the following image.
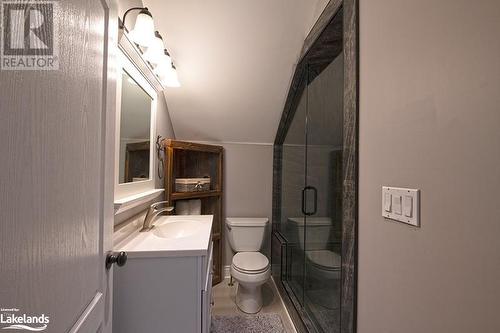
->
[271,2,358,333]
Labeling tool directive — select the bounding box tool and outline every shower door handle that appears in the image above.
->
[301,186,318,216]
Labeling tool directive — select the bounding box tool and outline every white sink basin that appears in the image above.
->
[152,220,204,239]
[114,215,213,258]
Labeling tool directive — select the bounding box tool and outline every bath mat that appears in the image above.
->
[211,313,285,333]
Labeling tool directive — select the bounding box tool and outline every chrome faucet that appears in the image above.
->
[140,201,174,232]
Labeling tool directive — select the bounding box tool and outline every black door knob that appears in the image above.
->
[106,251,128,270]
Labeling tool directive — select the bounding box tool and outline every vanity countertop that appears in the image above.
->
[114,215,213,258]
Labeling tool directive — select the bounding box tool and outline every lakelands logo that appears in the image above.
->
[0,308,49,331]
[0,0,59,70]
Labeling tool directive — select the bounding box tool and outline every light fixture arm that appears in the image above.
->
[120,7,151,30]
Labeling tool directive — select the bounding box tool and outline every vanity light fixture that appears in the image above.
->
[143,31,166,65]
[120,7,155,47]
[120,7,181,88]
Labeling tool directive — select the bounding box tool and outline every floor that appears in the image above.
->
[288,278,341,333]
[212,277,297,333]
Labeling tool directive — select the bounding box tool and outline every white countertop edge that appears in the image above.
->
[123,248,210,259]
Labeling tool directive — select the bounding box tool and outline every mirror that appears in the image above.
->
[115,45,158,202]
[119,70,153,184]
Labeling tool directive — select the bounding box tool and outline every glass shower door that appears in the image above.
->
[279,54,344,332]
[303,55,344,332]
[280,84,308,306]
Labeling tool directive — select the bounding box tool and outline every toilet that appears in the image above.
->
[226,217,270,314]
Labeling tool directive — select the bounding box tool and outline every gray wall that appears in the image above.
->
[358,0,500,332]
[155,95,176,188]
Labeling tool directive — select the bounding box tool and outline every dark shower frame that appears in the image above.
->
[271,0,358,332]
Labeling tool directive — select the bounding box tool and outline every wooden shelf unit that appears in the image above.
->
[164,140,224,285]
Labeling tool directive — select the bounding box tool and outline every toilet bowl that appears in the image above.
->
[226,217,270,314]
[230,252,271,313]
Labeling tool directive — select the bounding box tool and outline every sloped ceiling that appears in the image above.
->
[144,0,329,143]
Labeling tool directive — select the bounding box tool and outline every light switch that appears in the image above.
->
[384,193,392,212]
[382,186,420,227]
[404,195,413,217]
[392,195,402,215]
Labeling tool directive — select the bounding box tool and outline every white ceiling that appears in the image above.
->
[144,0,329,143]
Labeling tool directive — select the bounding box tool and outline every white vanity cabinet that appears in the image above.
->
[113,216,214,333]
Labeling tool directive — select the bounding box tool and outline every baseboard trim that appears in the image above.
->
[270,277,298,333]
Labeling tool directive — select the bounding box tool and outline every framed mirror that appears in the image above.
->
[115,49,158,200]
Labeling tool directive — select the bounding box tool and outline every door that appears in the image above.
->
[0,0,115,332]
[280,56,345,332]
[280,80,308,305]
[303,55,344,332]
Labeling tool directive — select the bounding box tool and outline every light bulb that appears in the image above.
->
[129,8,155,47]
[153,50,172,75]
[160,65,180,88]
[143,31,165,64]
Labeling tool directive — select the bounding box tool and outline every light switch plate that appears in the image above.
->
[382,186,420,227]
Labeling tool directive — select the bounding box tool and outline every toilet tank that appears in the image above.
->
[287,217,332,250]
[225,218,269,252]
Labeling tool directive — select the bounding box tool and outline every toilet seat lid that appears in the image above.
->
[232,252,269,273]
[306,250,341,270]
